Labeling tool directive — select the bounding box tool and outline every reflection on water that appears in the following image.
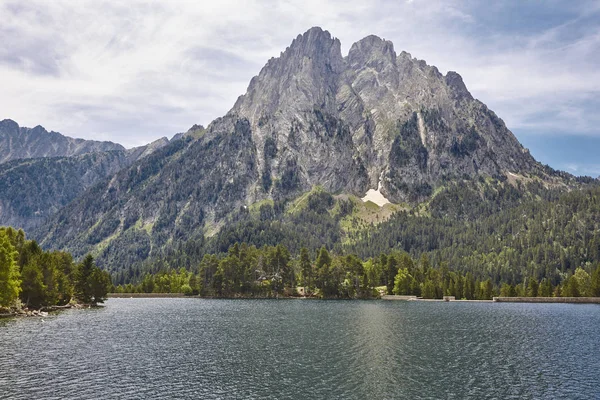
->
[1,299,599,399]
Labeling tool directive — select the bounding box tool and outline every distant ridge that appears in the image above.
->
[0,120,176,230]
[0,119,124,164]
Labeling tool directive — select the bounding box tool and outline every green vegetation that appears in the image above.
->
[112,177,600,300]
[116,243,378,299]
[0,229,20,306]
[115,241,600,300]
[0,227,111,310]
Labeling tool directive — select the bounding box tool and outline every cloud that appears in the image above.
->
[562,163,600,178]
[0,0,598,150]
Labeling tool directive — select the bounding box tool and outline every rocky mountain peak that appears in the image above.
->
[229,27,539,202]
[0,119,19,134]
[33,28,551,267]
[287,27,342,64]
[347,35,397,70]
[233,27,343,122]
[445,71,472,100]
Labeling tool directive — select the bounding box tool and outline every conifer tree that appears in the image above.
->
[0,231,20,307]
[591,264,600,297]
[299,247,312,294]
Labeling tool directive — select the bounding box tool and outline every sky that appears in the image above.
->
[1,0,599,176]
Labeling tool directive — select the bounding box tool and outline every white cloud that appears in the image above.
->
[562,163,600,177]
[0,0,598,148]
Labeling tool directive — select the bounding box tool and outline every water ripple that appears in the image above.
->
[1,299,599,399]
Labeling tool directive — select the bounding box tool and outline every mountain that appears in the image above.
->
[0,151,131,231]
[0,123,172,231]
[232,28,541,202]
[0,119,124,164]
[34,27,581,271]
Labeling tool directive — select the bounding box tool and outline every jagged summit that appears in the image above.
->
[234,27,343,121]
[347,35,397,68]
[288,27,342,59]
[445,71,472,100]
[231,27,536,201]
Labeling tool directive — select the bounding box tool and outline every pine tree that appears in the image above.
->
[572,268,591,297]
[299,247,312,294]
[481,279,493,300]
[89,268,111,303]
[393,268,411,295]
[527,277,539,297]
[562,276,580,297]
[422,280,436,299]
[315,246,332,296]
[385,255,399,295]
[591,264,600,297]
[20,260,45,308]
[75,254,95,304]
[463,272,475,300]
[0,232,21,307]
[539,278,553,297]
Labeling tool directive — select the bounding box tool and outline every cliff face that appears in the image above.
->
[0,119,125,164]
[231,27,537,203]
[35,27,545,266]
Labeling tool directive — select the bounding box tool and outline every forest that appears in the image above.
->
[113,242,600,300]
[110,177,600,297]
[0,227,111,310]
[3,176,600,302]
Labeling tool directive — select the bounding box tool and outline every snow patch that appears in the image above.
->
[417,111,426,147]
[361,178,391,207]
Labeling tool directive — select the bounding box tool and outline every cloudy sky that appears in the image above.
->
[1,0,599,176]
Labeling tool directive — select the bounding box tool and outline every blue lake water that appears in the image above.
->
[1,298,599,399]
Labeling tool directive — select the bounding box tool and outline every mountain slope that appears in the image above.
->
[35,120,256,268]
[0,151,131,231]
[0,131,171,231]
[0,119,124,164]
[35,27,574,269]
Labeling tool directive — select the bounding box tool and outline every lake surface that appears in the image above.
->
[1,299,599,399]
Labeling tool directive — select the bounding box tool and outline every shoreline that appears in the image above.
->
[0,303,103,319]
[107,293,600,304]
[493,296,600,304]
[108,293,188,298]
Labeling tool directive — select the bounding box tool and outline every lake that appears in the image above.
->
[1,299,599,399]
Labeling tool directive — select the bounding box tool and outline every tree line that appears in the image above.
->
[114,241,600,299]
[0,227,111,310]
[110,179,600,291]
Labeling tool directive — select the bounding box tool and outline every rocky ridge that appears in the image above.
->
[232,27,538,203]
[0,119,125,164]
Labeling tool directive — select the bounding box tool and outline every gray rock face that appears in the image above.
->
[35,27,547,265]
[126,137,170,161]
[0,119,125,164]
[231,27,538,202]
[233,28,368,197]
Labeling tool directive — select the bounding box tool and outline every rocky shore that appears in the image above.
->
[0,303,99,319]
